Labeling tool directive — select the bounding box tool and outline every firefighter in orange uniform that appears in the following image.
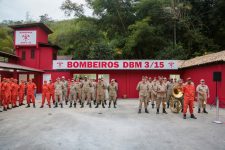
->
[26,79,37,108]
[11,79,19,108]
[48,79,55,104]
[1,78,7,111]
[0,80,2,112]
[19,80,26,106]
[40,81,51,108]
[182,77,197,119]
[4,78,12,110]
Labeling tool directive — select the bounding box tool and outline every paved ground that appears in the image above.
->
[0,97,225,150]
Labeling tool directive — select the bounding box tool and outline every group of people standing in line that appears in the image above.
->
[0,76,118,112]
[0,75,210,120]
[136,76,209,119]
[0,78,37,111]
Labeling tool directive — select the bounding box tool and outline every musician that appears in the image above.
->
[174,79,184,112]
[196,79,209,113]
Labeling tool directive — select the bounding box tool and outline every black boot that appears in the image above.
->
[167,102,170,108]
[183,114,186,119]
[26,104,30,108]
[138,109,141,113]
[89,103,92,108]
[65,101,68,105]
[94,100,96,105]
[203,108,208,114]
[104,100,107,105]
[156,108,159,114]
[54,103,58,108]
[198,108,201,113]
[95,104,99,108]
[69,102,72,108]
[60,103,63,108]
[74,102,76,108]
[163,108,167,114]
[102,103,105,108]
[114,102,116,108]
[81,103,84,108]
[152,104,155,109]
[3,108,7,111]
[40,105,43,108]
[33,104,35,108]
[108,102,111,108]
[145,108,149,113]
[190,114,197,119]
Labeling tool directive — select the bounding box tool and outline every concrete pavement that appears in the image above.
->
[0,98,225,150]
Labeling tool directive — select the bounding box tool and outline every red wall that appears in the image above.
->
[15,46,54,70]
[39,47,53,70]
[0,71,14,79]
[181,63,225,108]
[16,47,39,68]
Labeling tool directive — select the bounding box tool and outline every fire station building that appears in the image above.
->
[0,23,224,107]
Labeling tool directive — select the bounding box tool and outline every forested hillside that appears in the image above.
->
[1,0,225,60]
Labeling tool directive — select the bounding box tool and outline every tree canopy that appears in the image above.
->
[0,0,225,59]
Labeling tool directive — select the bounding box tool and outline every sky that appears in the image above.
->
[0,0,93,22]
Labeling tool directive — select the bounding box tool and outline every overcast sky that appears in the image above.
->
[0,0,93,22]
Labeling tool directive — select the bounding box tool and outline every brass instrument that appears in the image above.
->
[170,86,183,113]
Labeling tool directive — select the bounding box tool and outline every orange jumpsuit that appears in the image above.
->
[1,82,6,108]
[27,82,37,105]
[4,82,12,108]
[11,82,19,107]
[183,84,195,115]
[19,82,25,105]
[48,82,55,103]
[0,82,2,107]
[41,83,50,106]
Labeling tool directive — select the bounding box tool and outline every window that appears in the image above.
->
[22,51,26,60]
[73,74,97,80]
[170,74,180,81]
[29,74,35,80]
[31,48,35,59]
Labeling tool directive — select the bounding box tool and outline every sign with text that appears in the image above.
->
[15,30,37,46]
[53,60,178,70]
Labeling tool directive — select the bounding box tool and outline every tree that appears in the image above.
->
[60,0,84,18]
[0,26,14,53]
[39,14,53,23]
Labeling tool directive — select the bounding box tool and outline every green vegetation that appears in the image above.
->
[1,0,225,60]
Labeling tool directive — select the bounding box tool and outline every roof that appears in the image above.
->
[9,22,53,34]
[39,42,62,50]
[0,51,19,58]
[0,62,44,72]
[179,50,225,69]
[57,55,73,60]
